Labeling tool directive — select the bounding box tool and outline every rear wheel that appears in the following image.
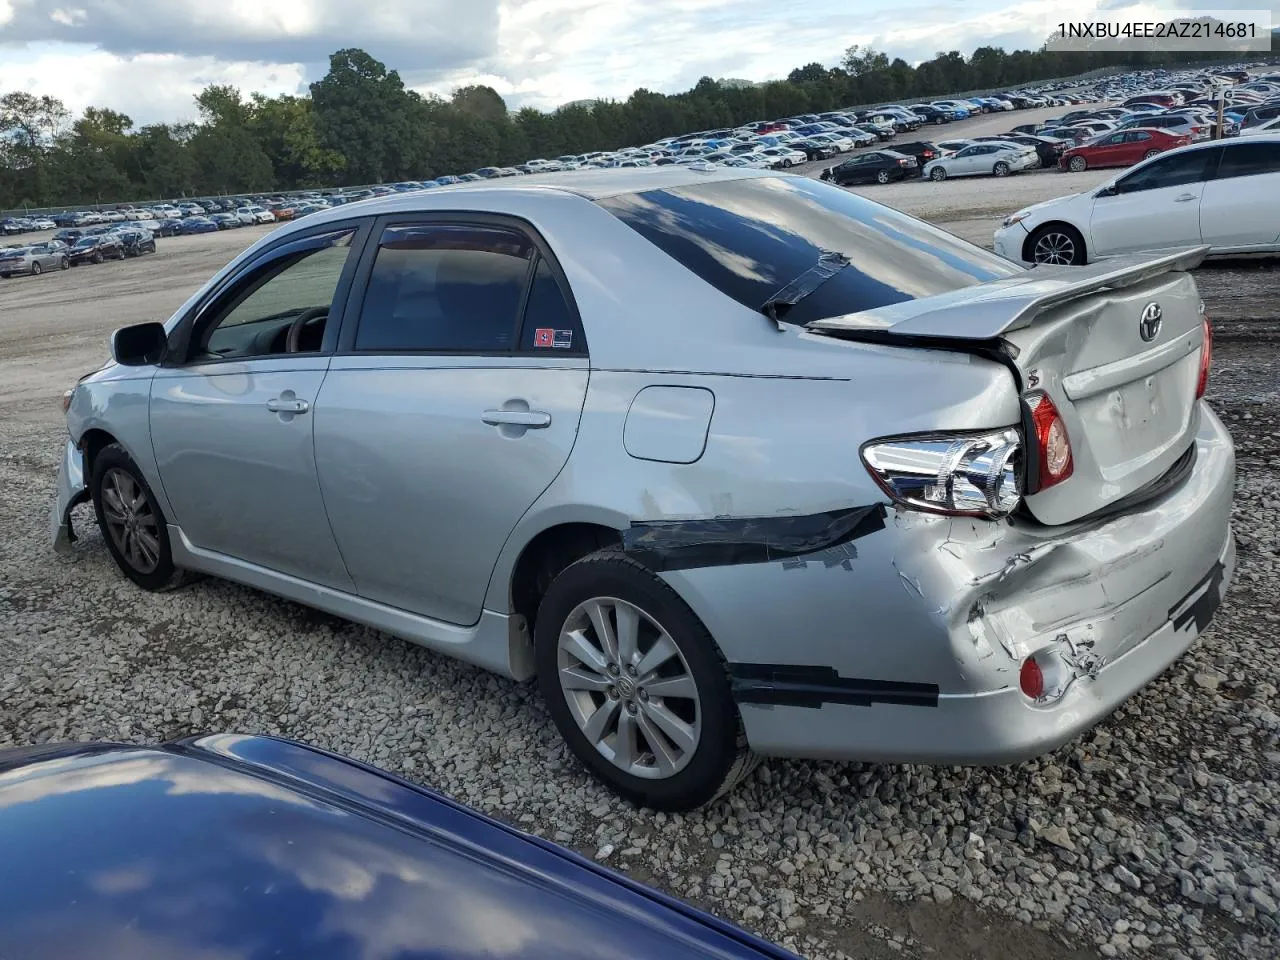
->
[1143,149,1160,160]
[1028,223,1086,266]
[930,166,947,181]
[1068,155,1088,172]
[876,169,890,184]
[30,261,42,276]
[993,161,1010,177]
[535,549,757,811]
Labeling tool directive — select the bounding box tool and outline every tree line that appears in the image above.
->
[0,42,1253,210]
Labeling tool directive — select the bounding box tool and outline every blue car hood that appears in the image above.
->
[0,735,791,960]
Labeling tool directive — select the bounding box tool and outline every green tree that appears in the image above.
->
[841,45,890,77]
[310,48,415,184]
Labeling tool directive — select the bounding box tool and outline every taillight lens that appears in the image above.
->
[1196,315,1212,399]
[861,428,1023,518]
[1025,392,1073,490]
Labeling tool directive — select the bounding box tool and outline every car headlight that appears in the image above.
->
[861,428,1023,518]
[1002,213,1029,228]
[61,387,76,413]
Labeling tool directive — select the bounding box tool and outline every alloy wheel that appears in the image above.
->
[1033,231,1077,265]
[31,261,41,275]
[99,467,162,574]
[876,170,889,183]
[556,596,702,780]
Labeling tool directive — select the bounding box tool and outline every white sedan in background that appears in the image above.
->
[1241,117,1280,137]
[994,135,1280,265]
[923,142,1037,180]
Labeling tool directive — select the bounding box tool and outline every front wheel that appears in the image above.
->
[59,257,69,270]
[1068,156,1087,172]
[993,161,1010,177]
[1028,223,1087,266]
[930,166,947,181]
[876,169,890,184]
[1143,149,1160,160]
[535,549,757,811]
[30,261,42,276]
[91,443,180,591]
[92,252,104,264]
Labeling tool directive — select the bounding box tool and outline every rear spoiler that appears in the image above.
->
[806,245,1209,341]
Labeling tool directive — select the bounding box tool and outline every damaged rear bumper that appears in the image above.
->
[657,404,1236,764]
[50,438,89,554]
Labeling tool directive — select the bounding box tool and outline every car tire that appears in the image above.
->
[91,443,181,591]
[1068,156,1088,172]
[1143,149,1160,160]
[876,169,890,184]
[30,261,42,276]
[92,252,103,264]
[934,117,943,125]
[59,257,69,270]
[993,161,1010,177]
[535,548,758,811]
[1028,223,1087,266]
[930,166,947,181]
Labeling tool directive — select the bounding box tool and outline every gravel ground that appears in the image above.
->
[3,103,1280,959]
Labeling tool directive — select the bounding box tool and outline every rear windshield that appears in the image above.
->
[596,176,1021,326]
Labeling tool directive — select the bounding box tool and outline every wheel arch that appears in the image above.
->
[505,520,623,633]
[1021,219,1088,265]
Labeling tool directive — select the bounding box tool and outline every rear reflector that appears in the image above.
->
[1020,658,1045,699]
[1025,392,1074,490]
[1197,315,1213,399]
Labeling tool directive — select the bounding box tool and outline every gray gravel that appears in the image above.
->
[2,375,1278,959]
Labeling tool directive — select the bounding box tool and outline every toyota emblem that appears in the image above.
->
[1139,302,1163,342]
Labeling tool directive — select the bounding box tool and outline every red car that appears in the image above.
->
[1059,128,1190,172]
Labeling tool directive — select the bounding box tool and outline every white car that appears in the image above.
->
[922,143,1036,181]
[993,135,1280,265]
[31,218,56,230]
[1240,117,1280,137]
[757,147,807,168]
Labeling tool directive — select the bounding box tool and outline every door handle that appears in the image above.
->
[266,396,309,414]
[1174,193,1197,202]
[482,409,551,428]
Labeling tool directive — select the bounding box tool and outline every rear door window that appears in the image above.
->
[1214,142,1280,179]
[354,224,533,353]
[596,175,1021,327]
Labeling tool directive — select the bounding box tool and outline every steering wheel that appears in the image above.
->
[284,306,329,354]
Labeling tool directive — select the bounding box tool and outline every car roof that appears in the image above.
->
[0,736,794,960]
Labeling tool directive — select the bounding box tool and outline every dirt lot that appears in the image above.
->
[2,102,1279,960]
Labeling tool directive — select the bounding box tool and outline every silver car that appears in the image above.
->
[0,241,69,278]
[50,169,1235,811]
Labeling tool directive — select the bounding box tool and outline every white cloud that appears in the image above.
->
[0,46,307,124]
[1,0,1277,124]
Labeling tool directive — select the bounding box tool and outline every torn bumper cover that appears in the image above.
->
[650,405,1236,766]
[49,438,89,554]
[621,505,886,572]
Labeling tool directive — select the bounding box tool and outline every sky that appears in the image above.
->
[0,0,1275,125]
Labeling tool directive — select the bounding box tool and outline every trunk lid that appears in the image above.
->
[808,247,1210,525]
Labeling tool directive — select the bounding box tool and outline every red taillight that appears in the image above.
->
[1020,658,1045,699]
[1025,391,1073,490]
[922,150,934,157]
[1196,315,1213,399]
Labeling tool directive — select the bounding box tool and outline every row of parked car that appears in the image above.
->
[0,225,156,279]
[816,67,1278,187]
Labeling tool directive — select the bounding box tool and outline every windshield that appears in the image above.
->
[596,175,1022,326]
[74,238,97,247]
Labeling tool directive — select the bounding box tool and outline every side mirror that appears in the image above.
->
[1096,184,1119,198]
[110,321,167,366]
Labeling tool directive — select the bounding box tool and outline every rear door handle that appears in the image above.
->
[482,409,551,428]
[1174,193,1197,202]
[266,395,309,414]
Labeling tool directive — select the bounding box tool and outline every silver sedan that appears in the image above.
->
[50,169,1234,810]
[0,241,69,278]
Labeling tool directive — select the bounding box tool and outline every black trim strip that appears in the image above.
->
[1169,559,1225,634]
[621,504,886,573]
[729,663,939,709]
